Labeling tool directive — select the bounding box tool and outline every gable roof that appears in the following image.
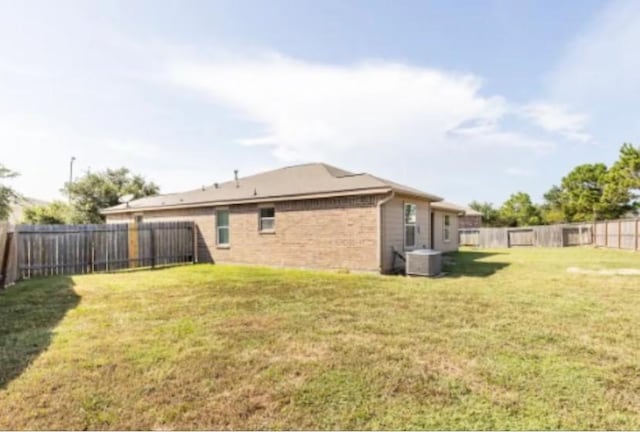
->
[102,163,443,214]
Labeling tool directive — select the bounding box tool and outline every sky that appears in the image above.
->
[1,0,639,206]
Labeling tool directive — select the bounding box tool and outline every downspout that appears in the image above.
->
[376,191,395,273]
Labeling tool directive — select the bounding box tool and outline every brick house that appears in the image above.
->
[102,163,461,273]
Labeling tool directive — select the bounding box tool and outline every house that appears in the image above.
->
[102,163,461,273]
[460,207,483,228]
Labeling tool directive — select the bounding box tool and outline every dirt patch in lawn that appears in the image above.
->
[567,267,640,276]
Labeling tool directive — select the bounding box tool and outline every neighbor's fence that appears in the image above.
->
[459,218,640,250]
[14,221,196,280]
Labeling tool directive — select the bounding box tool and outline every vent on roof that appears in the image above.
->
[234,169,239,188]
[214,183,219,189]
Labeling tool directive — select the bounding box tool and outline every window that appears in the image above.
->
[134,214,143,224]
[404,203,417,248]
[216,210,229,246]
[444,214,451,242]
[259,207,275,232]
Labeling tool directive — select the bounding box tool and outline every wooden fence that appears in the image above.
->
[459,218,639,250]
[12,221,196,280]
[0,222,18,288]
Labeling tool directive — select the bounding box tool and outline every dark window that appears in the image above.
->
[216,210,230,245]
[259,207,275,232]
[404,203,416,248]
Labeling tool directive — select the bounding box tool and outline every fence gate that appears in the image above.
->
[16,221,196,279]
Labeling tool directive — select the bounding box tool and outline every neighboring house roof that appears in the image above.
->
[9,197,49,224]
[102,163,444,214]
[463,207,483,216]
[431,201,474,214]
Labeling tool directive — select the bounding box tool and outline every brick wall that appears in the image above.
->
[105,194,383,271]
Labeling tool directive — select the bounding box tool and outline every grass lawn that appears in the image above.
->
[1,247,640,429]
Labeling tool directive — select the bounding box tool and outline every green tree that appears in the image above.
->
[499,192,542,227]
[0,164,20,221]
[468,200,501,226]
[603,143,640,216]
[23,201,74,224]
[559,163,618,221]
[540,185,566,224]
[64,168,159,223]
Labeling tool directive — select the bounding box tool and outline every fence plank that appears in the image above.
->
[15,221,195,280]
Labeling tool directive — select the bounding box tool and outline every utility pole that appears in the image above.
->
[69,156,76,203]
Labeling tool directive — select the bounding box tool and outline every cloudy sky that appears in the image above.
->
[1,0,638,205]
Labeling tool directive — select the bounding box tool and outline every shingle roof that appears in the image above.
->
[431,201,469,214]
[463,207,483,216]
[102,163,443,214]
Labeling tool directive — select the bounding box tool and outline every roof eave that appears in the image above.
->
[101,187,393,215]
[392,189,444,202]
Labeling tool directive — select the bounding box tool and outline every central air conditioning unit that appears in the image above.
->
[406,249,442,276]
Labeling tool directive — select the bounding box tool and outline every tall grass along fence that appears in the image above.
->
[0,221,196,286]
[460,218,640,250]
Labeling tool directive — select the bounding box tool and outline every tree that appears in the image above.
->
[559,163,621,221]
[603,143,640,216]
[23,201,73,224]
[540,185,566,224]
[468,200,501,226]
[0,164,20,221]
[64,168,159,223]
[499,192,541,227]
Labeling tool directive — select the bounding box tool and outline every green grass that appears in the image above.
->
[1,247,640,429]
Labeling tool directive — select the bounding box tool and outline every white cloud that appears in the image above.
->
[168,54,555,161]
[521,102,591,143]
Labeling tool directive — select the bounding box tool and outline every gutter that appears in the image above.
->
[376,191,395,273]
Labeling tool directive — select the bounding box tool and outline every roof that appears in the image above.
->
[102,163,444,214]
[431,201,471,214]
[463,207,483,216]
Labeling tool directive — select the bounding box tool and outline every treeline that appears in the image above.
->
[470,143,640,227]
[0,167,159,224]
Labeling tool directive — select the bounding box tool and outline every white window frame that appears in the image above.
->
[444,214,451,243]
[134,213,143,224]
[258,207,275,233]
[404,203,417,249]
[216,209,230,247]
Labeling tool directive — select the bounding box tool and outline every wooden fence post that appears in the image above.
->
[618,220,622,249]
[193,223,198,264]
[150,225,156,269]
[128,222,138,268]
[0,232,13,289]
